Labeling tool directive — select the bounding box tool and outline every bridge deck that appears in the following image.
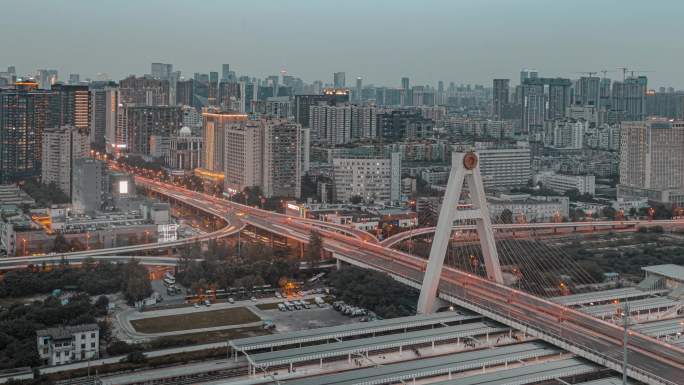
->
[632,318,684,337]
[230,313,480,352]
[246,322,508,368]
[552,287,670,307]
[581,296,680,318]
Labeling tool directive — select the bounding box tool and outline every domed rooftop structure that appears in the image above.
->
[179,126,192,136]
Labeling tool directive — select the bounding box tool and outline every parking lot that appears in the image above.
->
[258,304,356,332]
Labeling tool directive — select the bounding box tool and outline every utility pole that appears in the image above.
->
[622,302,629,385]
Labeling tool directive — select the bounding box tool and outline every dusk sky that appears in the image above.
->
[3,0,683,88]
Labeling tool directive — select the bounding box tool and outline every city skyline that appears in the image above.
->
[3,0,684,88]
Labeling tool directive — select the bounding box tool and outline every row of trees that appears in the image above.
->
[176,239,300,292]
[0,294,109,370]
[328,266,418,319]
[19,179,70,207]
[0,259,151,304]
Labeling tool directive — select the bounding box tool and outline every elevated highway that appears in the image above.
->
[3,177,684,383]
[381,219,684,247]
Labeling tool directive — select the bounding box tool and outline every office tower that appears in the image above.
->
[68,74,80,85]
[202,109,248,172]
[122,105,182,156]
[36,69,58,89]
[377,110,434,140]
[401,77,410,106]
[521,82,545,133]
[294,89,350,128]
[222,64,231,81]
[208,72,219,106]
[72,158,108,213]
[612,76,648,121]
[89,88,107,149]
[475,142,531,189]
[218,81,243,111]
[0,80,54,183]
[546,78,572,120]
[309,104,352,145]
[492,79,510,119]
[355,77,363,103]
[333,72,346,88]
[618,119,684,203]
[332,151,401,204]
[520,68,538,84]
[575,76,600,106]
[262,120,303,198]
[151,63,173,80]
[51,84,91,135]
[176,79,193,106]
[103,87,122,154]
[41,126,88,197]
[119,76,169,106]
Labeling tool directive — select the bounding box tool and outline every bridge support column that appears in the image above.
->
[336,258,342,270]
[417,152,503,314]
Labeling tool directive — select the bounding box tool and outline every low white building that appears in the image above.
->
[537,172,596,195]
[37,324,99,366]
[332,152,401,204]
[487,193,569,223]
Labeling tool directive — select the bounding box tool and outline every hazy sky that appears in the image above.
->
[3,0,684,88]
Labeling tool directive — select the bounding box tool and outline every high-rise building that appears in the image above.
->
[333,72,346,88]
[401,77,410,106]
[72,158,108,213]
[612,76,648,121]
[262,120,303,198]
[68,74,80,85]
[0,80,54,183]
[41,125,89,197]
[223,118,305,198]
[521,82,544,133]
[309,104,352,145]
[122,105,182,156]
[575,76,600,107]
[119,76,169,106]
[520,68,538,85]
[89,86,109,149]
[355,77,363,103]
[36,69,58,89]
[492,79,510,119]
[222,64,231,81]
[377,109,434,140]
[176,79,194,106]
[546,78,572,120]
[51,84,91,135]
[294,89,350,128]
[103,87,123,154]
[618,119,684,203]
[151,63,173,80]
[202,109,248,172]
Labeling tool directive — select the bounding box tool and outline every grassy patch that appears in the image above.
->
[155,326,270,346]
[256,302,282,310]
[131,307,260,334]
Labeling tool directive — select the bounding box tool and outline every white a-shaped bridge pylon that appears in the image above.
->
[417,152,503,314]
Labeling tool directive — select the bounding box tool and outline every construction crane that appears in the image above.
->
[629,70,652,78]
[574,71,598,78]
[616,67,629,81]
[599,69,615,79]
